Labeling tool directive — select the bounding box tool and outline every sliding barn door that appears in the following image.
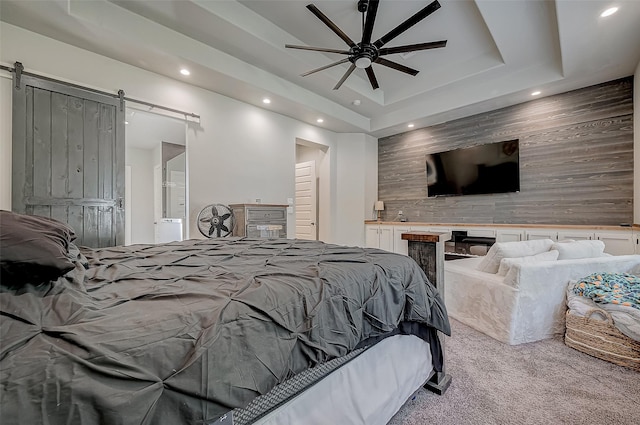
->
[12,74,125,248]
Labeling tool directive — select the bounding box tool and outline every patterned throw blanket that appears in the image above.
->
[573,272,640,310]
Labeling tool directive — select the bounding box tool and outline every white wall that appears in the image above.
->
[296,144,320,165]
[0,23,376,246]
[364,134,378,222]
[333,133,378,246]
[634,58,640,224]
[125,147,155,244]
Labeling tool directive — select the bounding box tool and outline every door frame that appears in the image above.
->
[295,139,330,241]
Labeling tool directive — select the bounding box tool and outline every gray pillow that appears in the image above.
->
[0,210,76,285]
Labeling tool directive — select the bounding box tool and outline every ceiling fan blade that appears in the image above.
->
[378,40,447,56]
[333,63,356,90]
[373,0,441,49]
[307,4,357,48]
[285,44,350,54]
[301,58,350,77]
[361,0,379,45]
[365,66,379,90]
[375,57,419,76]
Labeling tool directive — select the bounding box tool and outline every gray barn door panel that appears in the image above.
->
[12,74,125,247]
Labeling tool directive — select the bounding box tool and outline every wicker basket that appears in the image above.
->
[565,309,640,372]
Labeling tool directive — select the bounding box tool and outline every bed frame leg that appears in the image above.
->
[424,371,452,395]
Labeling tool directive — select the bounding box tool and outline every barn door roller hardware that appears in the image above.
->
[13,62,24,89]
[1,62,200,121]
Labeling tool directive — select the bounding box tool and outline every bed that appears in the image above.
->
[0,211,451,424]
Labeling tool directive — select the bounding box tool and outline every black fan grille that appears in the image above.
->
[197,204,235,238]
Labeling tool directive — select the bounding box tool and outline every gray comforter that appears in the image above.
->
[0,238,450,424]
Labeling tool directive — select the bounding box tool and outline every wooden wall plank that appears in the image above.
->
[377,78,634,225]
[25,86,34,201]
[83,99,100,247]
[67,97,85,198]
[50,92,69,224]
[98,104,114,247]
[32,87,52,219]
[67,96,85,242]
[11,82,28,213]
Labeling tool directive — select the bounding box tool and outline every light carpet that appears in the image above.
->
[388,319,639,425]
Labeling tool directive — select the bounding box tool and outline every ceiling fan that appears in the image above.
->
[285,0,447,90]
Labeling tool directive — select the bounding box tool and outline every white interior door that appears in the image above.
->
[295,161,317,240]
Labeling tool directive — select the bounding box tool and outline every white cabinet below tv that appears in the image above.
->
[365,224,393,252]
[595,231,634,256]
[364,222,635,256]
[496,229,525,242]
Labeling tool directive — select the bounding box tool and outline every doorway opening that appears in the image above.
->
[125,108,187,245]
[295,140,329,241]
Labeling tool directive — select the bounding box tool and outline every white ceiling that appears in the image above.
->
[2,0,639,138]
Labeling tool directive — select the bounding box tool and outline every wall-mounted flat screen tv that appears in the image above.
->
[426,139,520,198]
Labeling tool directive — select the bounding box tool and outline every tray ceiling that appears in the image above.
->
[1,0,639,137]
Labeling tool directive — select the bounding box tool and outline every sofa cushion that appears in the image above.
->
[497,249,560,276]
[551,240,605,260]
[477,239,555,274]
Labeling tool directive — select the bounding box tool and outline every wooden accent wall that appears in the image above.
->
[378,77,634,225]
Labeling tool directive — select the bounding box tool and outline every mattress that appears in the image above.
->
[567,281,640,341]
[0,237,450,424]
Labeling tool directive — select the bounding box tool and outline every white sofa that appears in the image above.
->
[444,239,640,345]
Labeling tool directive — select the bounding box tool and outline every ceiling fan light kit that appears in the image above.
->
[285,0,447,90]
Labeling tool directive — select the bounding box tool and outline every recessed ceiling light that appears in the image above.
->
[180,68,190,76]
[262,98,271,104]
[125,121,129,125]
[601,7,618,17]
[407,123,415,128]
[531,91,541,96]
[317,118,324,123]
[352,99,361,106]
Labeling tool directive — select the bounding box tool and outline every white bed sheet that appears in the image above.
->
[253,334,433,425]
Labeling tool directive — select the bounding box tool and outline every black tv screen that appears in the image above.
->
[426,140,520,197]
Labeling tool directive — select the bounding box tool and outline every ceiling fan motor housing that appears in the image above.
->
[351,44,378,68]
[357,0,369,13]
